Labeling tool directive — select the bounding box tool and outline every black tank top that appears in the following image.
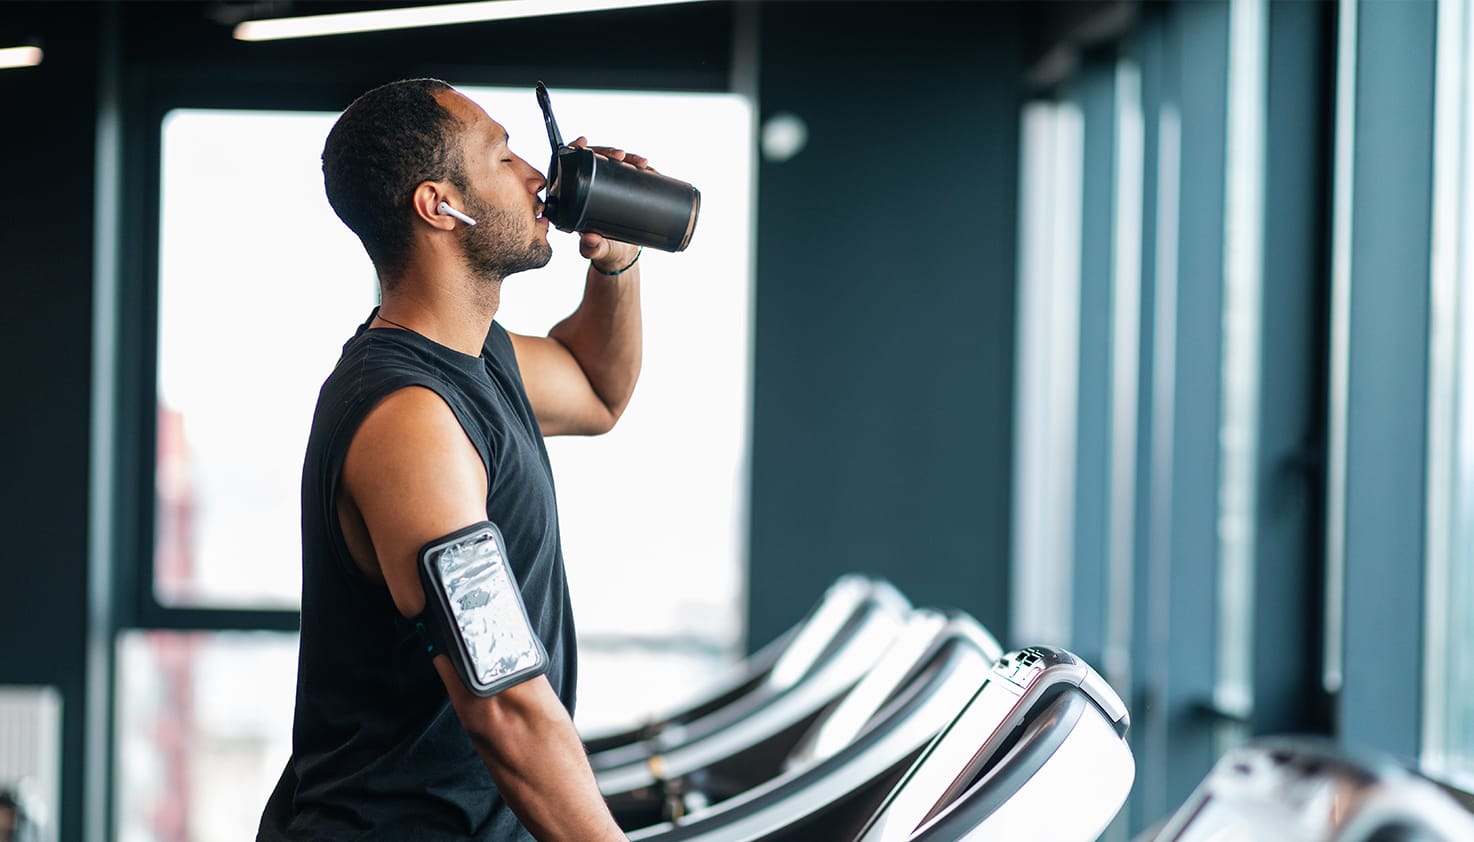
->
[258,310,577,840]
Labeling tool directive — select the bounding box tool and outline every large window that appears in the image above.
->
[1426,0,1474,791]
[124,87,753,840]
[115,632,297,842]
[153,109,374,610]
[1010,97,1083,650]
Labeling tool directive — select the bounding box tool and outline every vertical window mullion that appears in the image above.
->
[1424,0,1469,786]
[1011,100,1084,650]
[1213,0,1269,749]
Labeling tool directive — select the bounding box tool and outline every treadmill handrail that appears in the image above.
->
[589,579,911,772]
[583,575,889,753]
[597,600,907,796]
[789,611,1003,770]
[767,576,909,690]
[626,642,995,842]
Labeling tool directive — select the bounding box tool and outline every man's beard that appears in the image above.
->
[458,192,552,283]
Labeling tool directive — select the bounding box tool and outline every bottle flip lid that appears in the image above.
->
[536,80,564,152]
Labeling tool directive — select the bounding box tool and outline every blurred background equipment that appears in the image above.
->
[1142,737,1474,842]
[0,688,59,842]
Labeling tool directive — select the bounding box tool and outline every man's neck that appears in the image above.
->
[375,270,503,357]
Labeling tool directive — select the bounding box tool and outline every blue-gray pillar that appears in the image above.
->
[1126,7,1165,832]
[1336,0,1436,765]
[1156,0,1231,816]
[1070,52,1120,671]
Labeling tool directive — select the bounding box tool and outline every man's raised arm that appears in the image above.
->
[510,141,650,438]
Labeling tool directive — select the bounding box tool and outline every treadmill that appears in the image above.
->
[785,610,1002,773]
[855,645,1133,842]
[624,611,1003,840]
[1143,737,1474,842]
[599,603,952,829]
[588,576,912,774]
[583,575,901,756]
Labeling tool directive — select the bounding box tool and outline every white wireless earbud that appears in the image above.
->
[437,201,478,226]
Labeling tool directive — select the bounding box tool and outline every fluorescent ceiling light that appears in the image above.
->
[235,0,708,41]
[0,46,43,69]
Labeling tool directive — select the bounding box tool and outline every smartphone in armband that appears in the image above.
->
[416,522,549,697]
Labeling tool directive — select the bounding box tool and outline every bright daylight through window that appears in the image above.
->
[129,87,752,840]
[1428,0,1474,792]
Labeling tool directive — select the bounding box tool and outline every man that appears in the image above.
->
[258,78,645,839]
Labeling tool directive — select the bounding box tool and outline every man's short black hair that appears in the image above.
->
[322,78,467,282]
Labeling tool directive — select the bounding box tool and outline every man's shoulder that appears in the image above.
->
[321,329,459,399]
[307,331,472,459]
[332,326,425,373]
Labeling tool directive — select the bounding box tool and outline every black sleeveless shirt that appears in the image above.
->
[258,311,577,840]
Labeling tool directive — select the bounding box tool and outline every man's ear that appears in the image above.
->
[412,181,459,231]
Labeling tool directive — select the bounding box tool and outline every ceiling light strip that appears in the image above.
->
[235,0,707,42]
[0,46,43,69]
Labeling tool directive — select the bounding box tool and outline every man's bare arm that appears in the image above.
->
[510,140,648,437]
[339,386,624,841]
[510,256,642,436]
[434,660,618,840]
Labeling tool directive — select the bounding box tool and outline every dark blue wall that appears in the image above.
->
[0,6,103,839]
[746,2,1022,646]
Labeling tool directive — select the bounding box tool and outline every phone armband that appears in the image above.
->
[414,522,548,697]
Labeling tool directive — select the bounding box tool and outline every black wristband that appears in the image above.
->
[592,246,643,277]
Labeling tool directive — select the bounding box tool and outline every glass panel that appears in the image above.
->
[1215,0,1268,743]
[1010,98,1083,648]
[1107,57,1145,696]
[154,109,376,609]
[1429,0,1474,789]
[115,631,297,842]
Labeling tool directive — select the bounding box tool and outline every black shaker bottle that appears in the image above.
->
[536,82,701,253]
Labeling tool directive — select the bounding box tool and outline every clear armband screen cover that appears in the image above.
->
[418,522,548,697]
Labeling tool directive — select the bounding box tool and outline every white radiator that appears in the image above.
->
[0,686,61,842]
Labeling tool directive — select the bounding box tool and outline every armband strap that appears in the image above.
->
[412,620,440,656]
[413,521,548,697]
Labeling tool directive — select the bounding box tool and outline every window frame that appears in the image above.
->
[116,82,348,635]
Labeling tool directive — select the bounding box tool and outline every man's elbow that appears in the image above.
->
[587,405,621,436]
[566,402,623,437]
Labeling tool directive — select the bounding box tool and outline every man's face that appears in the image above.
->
[437,89,552,281]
